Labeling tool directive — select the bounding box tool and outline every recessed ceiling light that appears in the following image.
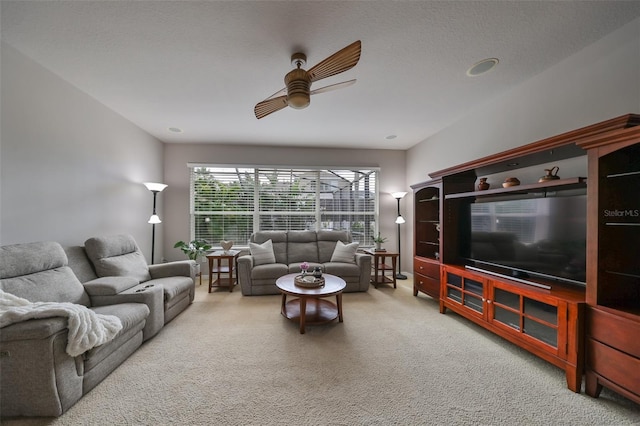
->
[386,135,397,140]
[466,58,499,77]
[168,127,183,133]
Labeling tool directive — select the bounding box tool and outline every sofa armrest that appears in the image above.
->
[0,317,68,342]
[149,260,196,280]
[237,255,254,295]
[83,276,164,340]
[355,253,372,291]
[83,276,140,296]
[1,319,84,417]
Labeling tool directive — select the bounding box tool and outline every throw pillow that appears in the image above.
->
[250,239,276,266]
[330,240,359,264]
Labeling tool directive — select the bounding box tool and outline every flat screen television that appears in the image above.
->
[467,190,587,287]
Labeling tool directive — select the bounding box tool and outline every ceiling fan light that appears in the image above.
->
[288,92,310,109]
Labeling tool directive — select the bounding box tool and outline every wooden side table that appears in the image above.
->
[206,250,241,293]
[361,249,399,288]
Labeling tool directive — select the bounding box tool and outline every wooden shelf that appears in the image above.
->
[578,126,640,404]
[411,179,442,299]
[445,177,587,200]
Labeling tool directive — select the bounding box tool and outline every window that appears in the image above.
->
[189,165,379,246]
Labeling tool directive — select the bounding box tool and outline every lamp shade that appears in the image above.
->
[395,216,406,224]
[143,182,168,192]
[148,214,162,224]
[391,191,407,199]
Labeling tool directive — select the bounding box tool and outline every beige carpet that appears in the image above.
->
[5,278,640,425]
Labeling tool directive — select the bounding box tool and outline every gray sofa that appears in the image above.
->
[0,235,196,418]
[237,230,371,295]
[67,234,196,339]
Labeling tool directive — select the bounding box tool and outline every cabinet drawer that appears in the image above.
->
[587,307,640,358]
[414,258,439,279]
[587,338,640,396]
[414,272,439,299]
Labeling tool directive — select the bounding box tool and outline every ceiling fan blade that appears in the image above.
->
[254,95,288,119]
[310,79,356,95]
[264,87,287,100]
[307,40,361,83]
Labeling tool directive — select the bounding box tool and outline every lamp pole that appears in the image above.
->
[392,192,408,280]
[144,182,167,264]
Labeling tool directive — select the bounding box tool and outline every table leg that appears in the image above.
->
[299,297,307,334]
[216,257,222,290]
[391,256,397,288]
[373,255,380,288]
[337,293,343,323]
[208,257,214,293]
[230,256,238,292]
[280,293,287,315]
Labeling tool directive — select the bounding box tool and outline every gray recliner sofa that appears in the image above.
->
[0,235,196,418]
[66,234,196,339]
[237,230,371,295]
[0,241,150,417]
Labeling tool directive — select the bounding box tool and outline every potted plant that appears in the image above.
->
[174,239,212,274]
[373,232,387,251]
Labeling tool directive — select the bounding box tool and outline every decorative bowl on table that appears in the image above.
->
[294,275,325,288]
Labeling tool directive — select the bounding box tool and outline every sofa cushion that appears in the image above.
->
[148,276,194,302]
[84,302,149,372]
[287,231,319,264]
[251,263,288,280]
[317,230,352,263]
[0,241,91,306]
[64,245,99,284]
[249,239,276,266]
[324,262,361,278]
[330,241,359,264]
[85,235,151,283]
[251,231,287,264]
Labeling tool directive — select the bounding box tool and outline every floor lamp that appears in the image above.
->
[392,191,408,280]
[144,182,167,264]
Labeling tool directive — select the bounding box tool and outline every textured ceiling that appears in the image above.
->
[2,1,640,150]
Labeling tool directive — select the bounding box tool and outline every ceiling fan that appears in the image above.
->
[254,40,361,119]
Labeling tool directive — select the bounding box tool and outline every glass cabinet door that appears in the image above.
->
[445,270,485,315]
[490,285,559,349]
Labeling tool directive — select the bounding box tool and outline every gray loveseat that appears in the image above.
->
[237,230,371,295]
[0,235,196,418]
[67,234,196,339]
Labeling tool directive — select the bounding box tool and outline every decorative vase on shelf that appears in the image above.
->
[538,166,560,182]
[477,177,490,191]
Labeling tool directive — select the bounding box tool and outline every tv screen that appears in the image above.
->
[468,192,587,286]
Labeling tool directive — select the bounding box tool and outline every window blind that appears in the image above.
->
[189,165,378,246]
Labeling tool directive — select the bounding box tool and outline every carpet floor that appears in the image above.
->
[4,277,640,425]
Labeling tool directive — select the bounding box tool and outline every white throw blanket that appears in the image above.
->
[0,290,123,357]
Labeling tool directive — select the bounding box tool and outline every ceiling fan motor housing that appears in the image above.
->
[285,68,311,109]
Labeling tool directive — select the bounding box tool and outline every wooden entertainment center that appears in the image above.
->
[411,114,640,399]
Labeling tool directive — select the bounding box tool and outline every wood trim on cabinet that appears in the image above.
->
[429,114,640,179]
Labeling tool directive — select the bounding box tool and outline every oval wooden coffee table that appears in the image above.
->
[276,273,346,334]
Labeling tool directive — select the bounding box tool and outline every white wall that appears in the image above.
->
[0,43,165,261]
[162,144,408,265]
[406,17,640,259]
